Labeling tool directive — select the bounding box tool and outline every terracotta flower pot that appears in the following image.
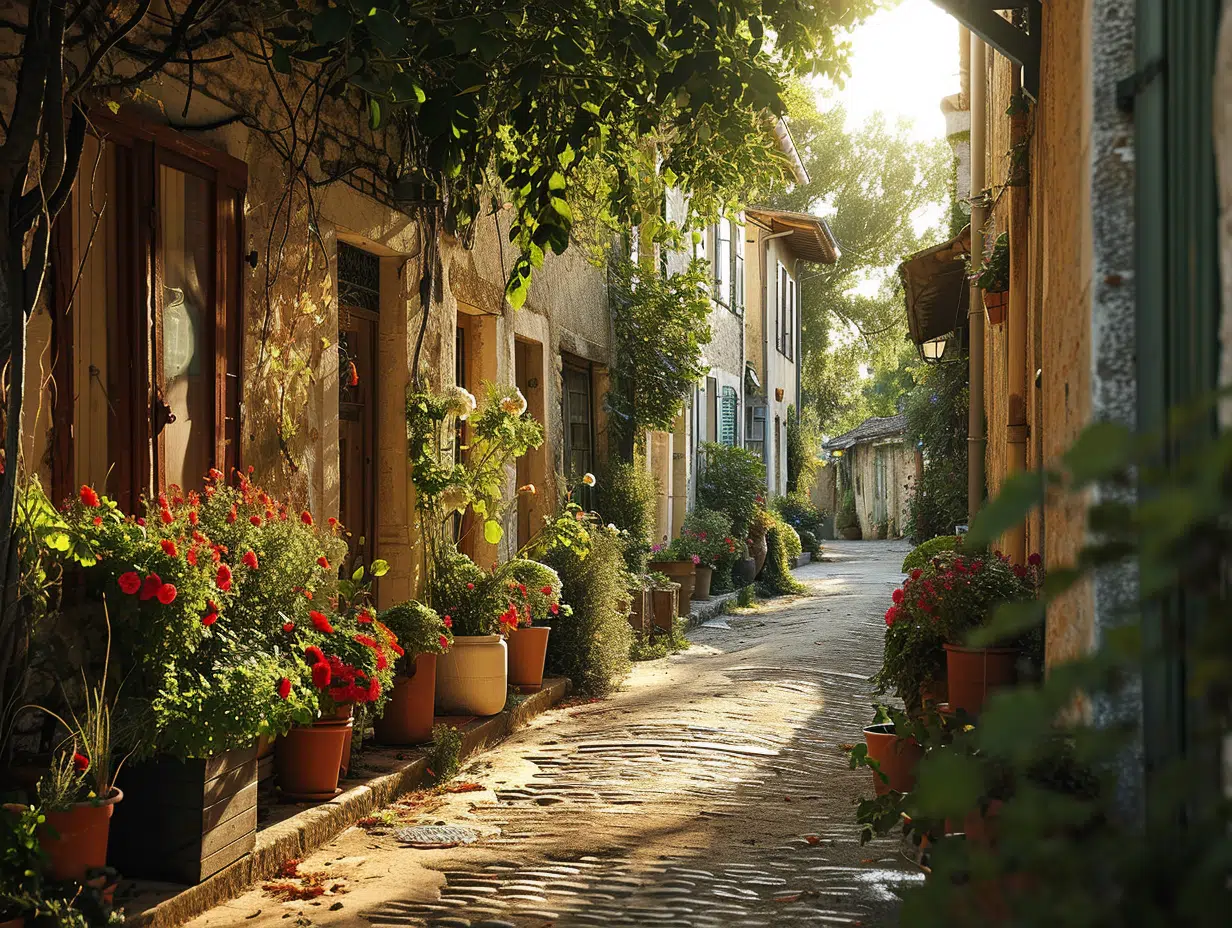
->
[0,915,25,928]
[275,720,351,801]
[316,702,355,776]
[748,536,768,575]
[691,565,713,601]
[435,634,508,716]
[863,724,924,797]
[983,289,1008,325]
[919,676,949,712]
[40,787,123,882]
[656,561,695,615]
[374,653,438,746]
[944,644,1018,716]
[650,585,678,630]
[507,626,551,688]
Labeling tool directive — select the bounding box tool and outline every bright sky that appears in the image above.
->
[818,0,962,143]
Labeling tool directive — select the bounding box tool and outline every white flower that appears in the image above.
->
[442,385,477,420]
[582,473,596,487]
[607,522,617,531]
[499,388,528,416]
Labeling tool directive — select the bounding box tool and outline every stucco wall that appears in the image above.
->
[846,439,912,540]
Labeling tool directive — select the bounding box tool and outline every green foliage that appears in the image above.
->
[785,405,820,493]
[696,443,767,539]
[736,584,756,608]
[376,601,451,673]
[541,524,633,696]
[607,257,713,439]
[595,457,659,572]
[975,231,1010,292]
[264,0,880,309]
[678,509,740,594]
[798,529,821,557]
[779,521,802,562]
[0,804,43,920]
[428,547,506,637]
[757,527,806,597]
[505,559,564,626]
[767,87,949,433]
[428,724,463,785]
[771,490,825,534]
[904,361,970,541]
[629,617,690,662]
[836,488,859,533]
[902,535,962,573]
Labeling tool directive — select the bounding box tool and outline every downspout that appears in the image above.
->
[968,33,987,521]
[1005,72,1030,563]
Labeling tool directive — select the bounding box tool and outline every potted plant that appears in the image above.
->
[649,541,695,616]
[872,577,948,714]
[647,572,679,631]
[835,489,861,540]
[428,548,510,716]
[853,707,925,797]
[373,601,452,745]
[0,804,42,928]
[502,559,564,689]
[746,507,775,573]
[923,551,1043,716]
[677,508,740,599]
[976,232,1010,324]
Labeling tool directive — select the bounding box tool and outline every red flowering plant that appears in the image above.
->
[374,600,452,676]
[675,508,740,590]
[503,559,565,630]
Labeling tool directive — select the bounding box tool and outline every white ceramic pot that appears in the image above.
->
[435,635,508,716]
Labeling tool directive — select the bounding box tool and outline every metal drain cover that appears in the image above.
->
[393,824,481,849]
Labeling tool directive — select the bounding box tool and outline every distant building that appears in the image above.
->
[822,414,915,540]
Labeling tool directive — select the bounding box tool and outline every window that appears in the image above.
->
[787,276,796,361]
[713,221,732,306]
[776,262,796,358]
[745,404,767,462]
[63,115,245,510]
[563,359,595,502]
[733,219,745,313]
[719,386,738,446]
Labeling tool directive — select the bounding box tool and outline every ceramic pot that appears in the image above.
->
[275,720,351,801]
[944,644,1018,716]
[862,723,923,797]
[691,565,713,601]
[374,653,438,746]
[435,635,508,716]
[0,915,25,928]
[507,626,551,688]
[732,556,757,587]
[650,586,678,630]
[748,536,768,575]
[40,788,123,881]
[316,702,354,776]
[656,561,695,615]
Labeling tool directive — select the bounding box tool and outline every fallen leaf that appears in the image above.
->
[805,835,821,845]
[445,782,484,793]
[775,894,802,904]
[838,743,856,751]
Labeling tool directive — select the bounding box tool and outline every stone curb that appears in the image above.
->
[126,678,572,928]
[686,590,740,629]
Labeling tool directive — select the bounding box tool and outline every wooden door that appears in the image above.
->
[338,309,378,567]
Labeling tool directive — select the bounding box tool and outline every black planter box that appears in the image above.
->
[108,744,257,884]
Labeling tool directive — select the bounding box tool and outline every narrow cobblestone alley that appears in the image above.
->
[191,541,919,928]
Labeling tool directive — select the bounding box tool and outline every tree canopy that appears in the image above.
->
[765,84,951,435]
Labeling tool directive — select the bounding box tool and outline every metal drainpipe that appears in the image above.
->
[1006,71,1030,563]
[968,33,987,521]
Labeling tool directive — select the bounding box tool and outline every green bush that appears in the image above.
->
[780,520,802,561]
[836,487,859,534]
[901,535,962,573]
[596,456,659,572]
[772,490,824,535]
[757,527,806,597]
[541,525,633,696]
[696,442,766,539]
[799,529,821,557]
[903,359,970,541]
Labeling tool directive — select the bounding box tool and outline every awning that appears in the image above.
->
[744,208,840,265]
[899,226,971,346]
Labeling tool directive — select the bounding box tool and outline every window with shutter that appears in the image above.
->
[714,221,732,305]
[719,386,738,446]
[733,219,745,313]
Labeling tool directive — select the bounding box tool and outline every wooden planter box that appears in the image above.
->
[627,587,652,634]
[650,585,678,631]
[256,733,276,802]
[108,743,257,884]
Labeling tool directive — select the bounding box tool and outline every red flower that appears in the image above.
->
[136,517,146,527]
[311,662,332,689]
[466,582,475,590]
[72,752,89,772]
[390,641,405,657]
[549,602,560,615]
[282,621,295,633]
[304,590,313,600]
[891,588,904,604]
[188,510,199,526]
[92,516,103,526]
[80,485,100,507]
[226,505,237,524]
[157,583,178,605]
[1028,553,1042,566]
[885,606,899,627]
[161,538,179,558]
[208,599,220,614]
[304,645,326,665]
[249,514,262,527]
[216,564,232,591]
[376,649,388,671]
[310,611,334,634]
[443,615,453,628]
[438,634,449,650]
[160,508,174,524]
[518,584,528,596]
[186,548,199,567]
[355,634,378,649]
[972,560,984,572]
[301,511,313,525]
[317,556,330,570]
[357,609,374,624]
[202,611,218,626]
[277,677,292,700]
[139,573,163,601]
[242,550,259,570]
[328,516,338,528]
[118,571,142,595]
[911,569,922,580]
[539,586,553,595]
[367,678,380,701]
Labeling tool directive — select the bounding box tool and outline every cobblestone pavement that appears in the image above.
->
[191,540,920,928]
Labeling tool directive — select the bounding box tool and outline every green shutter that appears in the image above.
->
[719,387,737,446]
